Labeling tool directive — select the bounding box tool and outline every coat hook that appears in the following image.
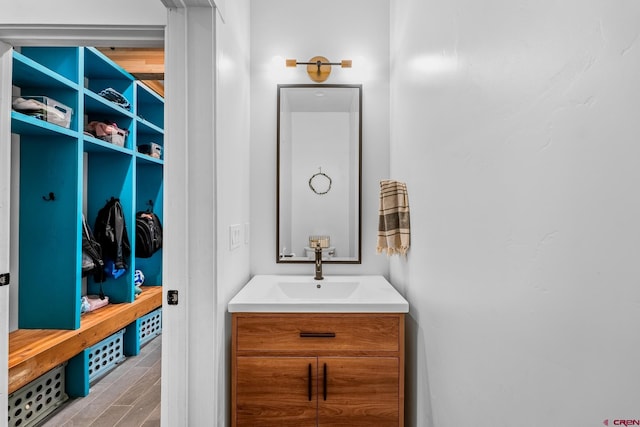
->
[42,192,55,201]
[147,199,154,212]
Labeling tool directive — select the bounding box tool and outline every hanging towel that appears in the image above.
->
[377,180,411,255]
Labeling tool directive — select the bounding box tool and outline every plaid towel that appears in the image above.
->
[377,180,411,255]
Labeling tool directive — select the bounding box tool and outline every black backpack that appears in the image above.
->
[81,214,105,281]
[94,197,131,271]
[81,214,106,299]
[135,211,163,258]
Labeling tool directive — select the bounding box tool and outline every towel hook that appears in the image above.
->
[42,192,55,202]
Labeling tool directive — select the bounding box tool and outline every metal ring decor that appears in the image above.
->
[309,168,332,195]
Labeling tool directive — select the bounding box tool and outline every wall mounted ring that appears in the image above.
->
[309,169,332,195]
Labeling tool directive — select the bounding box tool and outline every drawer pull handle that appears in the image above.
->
[308,363,312,401]
[323,363,327,401]
[300,332,336,338]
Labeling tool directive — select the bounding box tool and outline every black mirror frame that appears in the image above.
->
[276,84,362,264]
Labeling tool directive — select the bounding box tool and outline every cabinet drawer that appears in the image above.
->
[235,315,400,353]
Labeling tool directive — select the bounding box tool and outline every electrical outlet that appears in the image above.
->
[230,224,241,250]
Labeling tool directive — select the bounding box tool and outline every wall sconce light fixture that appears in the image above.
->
[286,56,352,82]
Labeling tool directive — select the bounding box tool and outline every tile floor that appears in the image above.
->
[39,335,161,427]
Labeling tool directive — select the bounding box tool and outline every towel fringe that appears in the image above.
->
[377,246,410,256]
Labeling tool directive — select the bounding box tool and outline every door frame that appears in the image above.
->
[0,7,181,425]
[0,1,223,422]
[0,39,14,425]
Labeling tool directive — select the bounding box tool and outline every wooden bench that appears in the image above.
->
[8,286,163,394]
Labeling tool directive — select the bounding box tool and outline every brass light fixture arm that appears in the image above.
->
[286,56,352,82]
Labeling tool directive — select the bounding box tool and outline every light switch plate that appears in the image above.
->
[230,224,241,250]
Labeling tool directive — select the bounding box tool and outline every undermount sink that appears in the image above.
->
[228,275,409,313]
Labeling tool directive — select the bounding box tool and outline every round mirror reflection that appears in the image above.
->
[309,170,332,195]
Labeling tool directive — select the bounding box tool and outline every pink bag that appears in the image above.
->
[86,121,128,146]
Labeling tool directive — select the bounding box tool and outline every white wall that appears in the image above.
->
[214,1,252,424]
[291,112,351,257]
[250,0,390,275]
[0,0,165,26]
[0,0,165,48]
[390,0,640,426]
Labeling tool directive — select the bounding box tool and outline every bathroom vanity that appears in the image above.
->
[228,275,409,426]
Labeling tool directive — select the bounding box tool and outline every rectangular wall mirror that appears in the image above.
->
[277,84,362,263]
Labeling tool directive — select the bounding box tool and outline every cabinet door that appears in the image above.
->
[318,357,400,427]
[236,357,317,427]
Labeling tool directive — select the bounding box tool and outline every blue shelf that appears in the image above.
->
[20,47,80,83]
[83,48,135,116]
[137,117,164,135]
[84,89,135,118]
[11,46,164,404]
[11,111,78,139]
[13,51,79,90]
[136,153,164,165]
[84,47,135,81]
[13,47,164,333]
[83,134,134,156]
[136,82,164,129]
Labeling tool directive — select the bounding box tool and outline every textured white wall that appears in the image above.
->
[390,0,640,426]
[250,0,390,275]
[214,0,251,424]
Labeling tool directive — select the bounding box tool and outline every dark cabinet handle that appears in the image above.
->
[308,363,312,401]
[323,363,327,401]
[300,332,336,338]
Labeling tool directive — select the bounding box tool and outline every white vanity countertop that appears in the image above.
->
[227,275,409,313]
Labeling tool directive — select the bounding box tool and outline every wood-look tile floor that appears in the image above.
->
[39,335,162,427]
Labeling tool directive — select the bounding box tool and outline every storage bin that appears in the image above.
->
[12,96,73,128]
[86,121,128,146]
[139,308,162,346]
[138,142,162,159]
[8,363,68,427]
[88,329,126,383]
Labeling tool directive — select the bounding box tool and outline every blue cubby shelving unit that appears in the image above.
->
[11,47,164,397]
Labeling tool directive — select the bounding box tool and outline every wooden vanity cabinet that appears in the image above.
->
[231,313,405,426]
[236,356,318,426]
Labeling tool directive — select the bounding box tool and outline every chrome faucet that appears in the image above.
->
[314,243,324,280]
